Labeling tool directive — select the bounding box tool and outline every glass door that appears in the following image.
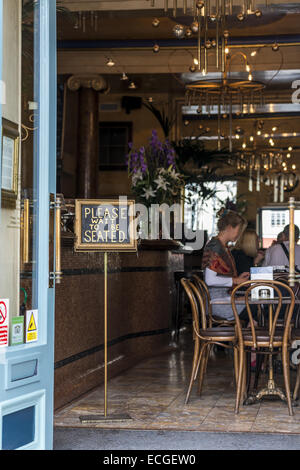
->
[0,0,57,450]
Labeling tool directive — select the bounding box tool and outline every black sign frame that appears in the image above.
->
[74,199,137,252]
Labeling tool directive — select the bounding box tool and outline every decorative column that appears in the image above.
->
[67,75,108,198]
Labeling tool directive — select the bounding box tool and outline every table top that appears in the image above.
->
[211,296,300,305]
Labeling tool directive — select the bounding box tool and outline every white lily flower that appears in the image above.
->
[132,169,144,186]
[142,186,156,200]
[168,168,181,179]
[154,175,169,191]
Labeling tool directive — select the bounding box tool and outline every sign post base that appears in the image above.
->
[79,413,132,424]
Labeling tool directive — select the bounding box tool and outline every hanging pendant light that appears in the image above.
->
[184,52,265,152]
[149,0,265,75]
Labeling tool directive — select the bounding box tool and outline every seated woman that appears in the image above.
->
[202,210,250,321]
[231,228,265,274]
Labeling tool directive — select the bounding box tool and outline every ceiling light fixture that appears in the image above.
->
[150,0,266,75]
[121,72,129,81]
[185,51,264,151]
[128,81,137,90]
[106,57,115,67]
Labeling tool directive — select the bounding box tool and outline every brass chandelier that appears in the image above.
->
[150,0,265,74]
[184,51,265,151]
[236,150,298,202]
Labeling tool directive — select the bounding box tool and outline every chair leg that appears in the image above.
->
[234,347,239,388]
[235,346,245,414]
[194,341,206,380]
[185,339,200,405]
[246,351,251,395]
[198,343,209,396]
[241,351,247,405]
[203,343,212,375]
[199,342,212,395]
[253,353,264,390]
[282,346,294,416]
[293,364,300,401]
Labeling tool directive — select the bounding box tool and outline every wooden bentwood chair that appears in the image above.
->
[191,274,236,327]
[181,277,238,405]
[231,280,295,415]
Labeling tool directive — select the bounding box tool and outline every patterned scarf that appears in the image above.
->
[202,237,237,277]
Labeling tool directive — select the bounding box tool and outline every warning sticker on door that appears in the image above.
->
[26,309,38,343]
[0,299,9,347]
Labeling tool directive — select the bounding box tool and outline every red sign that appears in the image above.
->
[0,299,9,347]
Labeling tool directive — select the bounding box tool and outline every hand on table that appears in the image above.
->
[233,272,250,285]
[254,250,265,266]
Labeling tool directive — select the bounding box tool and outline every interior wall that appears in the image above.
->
[0,0,21,319]
[97,92,169,198]
[59,81,173,199]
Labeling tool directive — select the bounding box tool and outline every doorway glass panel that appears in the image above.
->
[0,0,51,346]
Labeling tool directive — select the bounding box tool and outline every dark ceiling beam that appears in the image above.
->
[57,34,300,50]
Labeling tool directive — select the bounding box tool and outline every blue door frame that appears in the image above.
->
[0,0,57,450]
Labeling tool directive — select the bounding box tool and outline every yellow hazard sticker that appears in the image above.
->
[26,310,38,343]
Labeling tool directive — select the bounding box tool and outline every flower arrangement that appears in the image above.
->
[126,130,185,207]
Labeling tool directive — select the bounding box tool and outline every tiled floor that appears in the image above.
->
[54,328,300,434]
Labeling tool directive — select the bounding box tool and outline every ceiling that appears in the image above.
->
[57,1,300,154]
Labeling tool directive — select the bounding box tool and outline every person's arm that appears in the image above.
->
[205,268,233,287]
[263,248,270,266]
[205,267,249,287]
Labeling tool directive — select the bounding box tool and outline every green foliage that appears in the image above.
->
[142,101,176,138]
[171,138,237,204]
[172,138,231,172]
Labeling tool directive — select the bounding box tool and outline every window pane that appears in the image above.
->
[2,406,35,450]
[184,181,237,238]
[99,123,131,168]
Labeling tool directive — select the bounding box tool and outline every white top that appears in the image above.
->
[263,241,300,267]
[204,267,233,287]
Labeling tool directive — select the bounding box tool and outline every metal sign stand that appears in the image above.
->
[79,252,132,424]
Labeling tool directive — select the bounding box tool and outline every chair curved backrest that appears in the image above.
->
[181,278,206,333]
[231,279,295,350]
[273,274,300,326]
[190,274,212,328]
[191,273,235,327]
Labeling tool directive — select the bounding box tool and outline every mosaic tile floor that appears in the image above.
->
[54,328,300,434]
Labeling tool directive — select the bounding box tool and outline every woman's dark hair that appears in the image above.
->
[217,210,247,232]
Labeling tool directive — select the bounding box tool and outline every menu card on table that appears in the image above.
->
[250,266,274,300]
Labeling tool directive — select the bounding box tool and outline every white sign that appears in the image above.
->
[25,309,38,343]
[0,299,9,347]
[250,267,274,300]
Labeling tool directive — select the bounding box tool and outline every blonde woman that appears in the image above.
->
[231,228,265,275]
[202,210,250,321]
